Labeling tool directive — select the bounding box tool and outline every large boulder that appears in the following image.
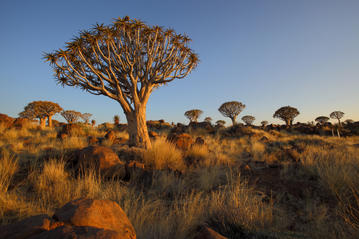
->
[0,214,62,239]
[53,198,136,239]
[195,226,228,239]
[76,146,124,173]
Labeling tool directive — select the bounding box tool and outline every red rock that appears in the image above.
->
[195,226,228,239]
[0,113,14,128]
[77,146,123,173]
[167,133,193,150]
[0,214,59,239]
[53,198,136,239]
[29,225,124,239]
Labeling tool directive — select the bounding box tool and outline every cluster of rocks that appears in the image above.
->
[0,198,136,239]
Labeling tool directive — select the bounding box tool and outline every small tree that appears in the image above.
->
[216,120,226,127]
[61,110,82,123]
[315,116,329,126]
[114,115,120,125]
[204,117,212,123]
[81,113,92,124]
[45,16,198,149]
[261,120,268,127]
[218,101,245,126]
[241,115,255,126]
[273,106,299,127]
[330,111,344,127]
[184,109,203,123]
[345,119,354,124]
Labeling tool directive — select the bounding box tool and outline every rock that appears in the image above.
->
[194,136,205,145]
[189,122,214,131]
[88,136,99,145]
[12,118,32,129]
[0,113,15,128]
[58,124,85,138]
[53,198,136,239]
[195,226,228,239]
[77,146,123,173]
[105,130,116,143]
[167,133,193,150]
[112,137,127,145]
[116,146,145,162]
[0,214,62,239]
[29,225,123,239]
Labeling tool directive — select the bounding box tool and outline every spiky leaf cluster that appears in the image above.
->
[44,16,199,113]
[184,109,203,122]
[315,116,329,125]
[273,106,299,124]
[218,101,245,120]
[61,110,82,123]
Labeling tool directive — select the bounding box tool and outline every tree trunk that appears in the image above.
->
[285,119,291,128]
[125,107,151,149]
[338,119,341,127]
[47,115,52,127]
[231,117,236,126]
[39,118,46,128]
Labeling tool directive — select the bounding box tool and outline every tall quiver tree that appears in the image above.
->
[218,101,245,126]
[45,16,198,149]
[242,115,255,126]
[39,101,62,127]
[330,111,344,127]
[61,110,82,123]
[273,106,299,128]
[184,109,203,123]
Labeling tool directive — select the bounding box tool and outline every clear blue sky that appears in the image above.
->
[1,0,358,125]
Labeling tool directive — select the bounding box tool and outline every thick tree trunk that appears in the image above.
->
[47,115,52,127]
[39,118,46,128]
[125,107,151,149]
[231,117,236,126]
[285,119,291,128]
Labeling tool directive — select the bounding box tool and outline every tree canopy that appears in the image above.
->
[242,115,255,125]
[184,109,203,123]
[61,110,82,123]
[45,16,198,149]
[315,116,329,125]
[330,111,344,126]
[218,101,245,126]
[19,101,62,127]
[273,106,299,127]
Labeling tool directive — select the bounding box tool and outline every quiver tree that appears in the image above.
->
[91,119,96,127]
[273,106,299,128]
[19,101,62,128]
[330,111,344,127]
[215,120,226,127]
[45,16,198,149]
[40,101,63,127]
[204,117,212,123]
[345,119,354,124]
[184,109,203,123]
[242,115,255,126]
[261,120,268,127]
[61,110,82,123]
[315,116,329,126]
[218,101,245,126]
[81,113,92,124]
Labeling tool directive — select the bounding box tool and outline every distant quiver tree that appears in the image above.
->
[81,113,92,124]
[315,116,329,126]
[184,109,203,123]
[45,16,198,149]
[242,115,255,126]
[218,101,245,126]
[261,120,268,127]
[273,106,299,127]
[204,117,212,123]
[330,111,344,127]
[61,110,82,123]
[19,101,62,127]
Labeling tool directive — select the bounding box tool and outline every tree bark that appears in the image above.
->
[231,117,236,126]
[39,118,46,128]
[125,106,151,149]
[285,119,291,128]
[47,115,52,127]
